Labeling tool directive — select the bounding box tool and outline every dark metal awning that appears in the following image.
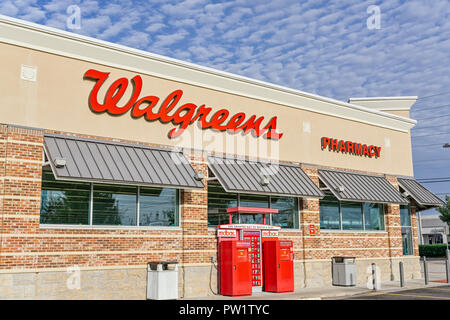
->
[397,177,445,208]
[318,169,408,204]
[207,155,324,198]
[43,134,204,189]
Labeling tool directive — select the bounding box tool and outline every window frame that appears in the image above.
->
[207,183,300,230]
[340,201,364,231]
[400,204,414,255]
[319,193,386,232]
[40,169,181,229]
[270,195,300,230]
[319,196,341,230]
[363,202,385,231]
[39,170,91,226]
[138,185,180,227]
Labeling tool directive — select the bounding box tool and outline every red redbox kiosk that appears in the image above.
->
[263,240,294,292]
[219,240,252,296]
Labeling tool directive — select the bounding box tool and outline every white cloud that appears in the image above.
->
[153,30,189,48]
[19,5,46,22]
[0,1,19,16]
[146,23,165,33]
[120,30,150,49]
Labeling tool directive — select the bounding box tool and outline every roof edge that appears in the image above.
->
[349,96,418,102]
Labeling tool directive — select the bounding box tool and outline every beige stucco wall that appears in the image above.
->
[0,42,414,176]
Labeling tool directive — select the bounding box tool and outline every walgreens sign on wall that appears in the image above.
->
[84,69,283,140]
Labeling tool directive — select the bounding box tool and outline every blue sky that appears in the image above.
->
[1,0,450,214]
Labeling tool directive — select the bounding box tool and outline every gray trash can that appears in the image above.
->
[332,257,357,286]
[147,261,178,300]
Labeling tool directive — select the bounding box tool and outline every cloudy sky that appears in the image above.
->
[1,0,450,213]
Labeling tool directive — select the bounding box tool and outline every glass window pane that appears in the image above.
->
[341,202,363,230]
[40,170,90,225]
[239,193,269,208]
[320,195,340,230]
[207,184,237,226]
[239,214,264,224]
[92,184,137,226]
[400,204,413,255]
[238,193,268,224]
[271,196,299,229]
[400,205,411,226]
[139,187,178,227]
[364,203,385,230]
[402,228,413,255]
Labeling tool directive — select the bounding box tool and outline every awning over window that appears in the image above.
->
[207,155,324,198]
[397,177,444,208]
[318,169,408,204]
[43,134,204,189]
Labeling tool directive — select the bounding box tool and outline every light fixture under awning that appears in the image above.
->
[318,168,408,204]
[43,134,204,189]
[207,155,324,198]
[397,177,445,208]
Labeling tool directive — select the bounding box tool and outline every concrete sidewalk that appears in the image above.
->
[185,258,450,300]
[184,279,449,300]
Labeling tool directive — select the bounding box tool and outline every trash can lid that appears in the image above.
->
[147,261,179,271]
[147,261,178,265]
[332,256,356,263]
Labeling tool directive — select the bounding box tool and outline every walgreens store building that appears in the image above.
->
[0,16,444,299]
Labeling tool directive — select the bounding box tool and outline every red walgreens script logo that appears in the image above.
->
[84,69,283,140]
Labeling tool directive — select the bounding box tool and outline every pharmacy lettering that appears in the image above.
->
[84,69,283,139]
[321,137,382,158]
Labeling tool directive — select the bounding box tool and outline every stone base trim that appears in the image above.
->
[0,257,422,299]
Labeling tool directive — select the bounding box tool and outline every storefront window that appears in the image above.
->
[341,202,363,230]
[92,184,137,226]
[400,205,414,255]
[206,185,299,229]
[139,187,179,227]
[239,193,269,208]
[207,184,237,226]
[320,195,340,230]
[364,203,385,230]
[271,196,299,229]
[319,193,385,231]
[40,170,179,227]
[40,170,90,225]
[238,194,268,224]
[400,204,412,226]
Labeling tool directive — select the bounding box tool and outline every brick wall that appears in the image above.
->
[0,124,422,298]
[1,125,44,268]
[0,125,186,272]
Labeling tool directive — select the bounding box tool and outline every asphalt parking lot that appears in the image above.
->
[339,285,450,300]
